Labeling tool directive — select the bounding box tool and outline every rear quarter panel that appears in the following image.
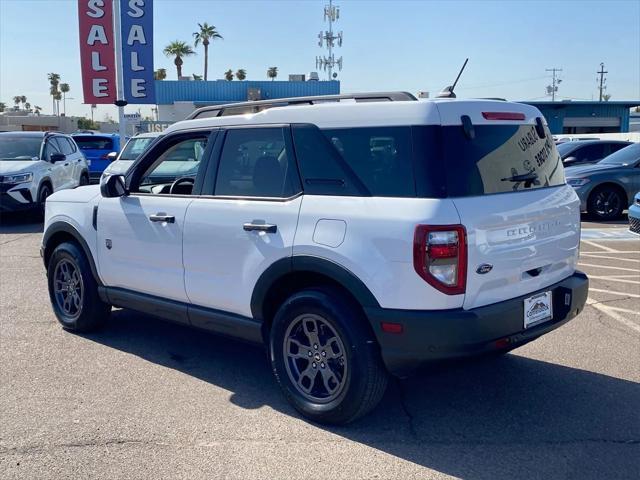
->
[293,196,464,310]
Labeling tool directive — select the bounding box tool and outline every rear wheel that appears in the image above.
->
[79,173,89,186]
[588,185,625,220]
[269,288,388,424]
[47,241,110,332]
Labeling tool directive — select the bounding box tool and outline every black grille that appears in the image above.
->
[630,216,640,234]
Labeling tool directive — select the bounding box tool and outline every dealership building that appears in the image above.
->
[147,80,638,137]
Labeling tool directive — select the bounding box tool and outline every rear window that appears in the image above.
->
[433,124,565,196]
[73,136,114,150]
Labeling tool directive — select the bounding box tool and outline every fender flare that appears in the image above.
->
[250,255,380,321]
[42,221,102,285]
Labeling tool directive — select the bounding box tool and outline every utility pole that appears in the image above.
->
[545,68,562,101]
[597,62,608,101]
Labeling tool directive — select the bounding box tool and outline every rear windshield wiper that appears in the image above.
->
[501,171,539,189]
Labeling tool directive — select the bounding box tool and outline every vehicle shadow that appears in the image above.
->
[80,309,640,480]
[0,212,43,234]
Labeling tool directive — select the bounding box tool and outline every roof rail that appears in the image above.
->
[186,91,418,120]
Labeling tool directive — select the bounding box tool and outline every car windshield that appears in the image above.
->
[598,143,640,166]
[0,136,41,160]
[119,136,156,160]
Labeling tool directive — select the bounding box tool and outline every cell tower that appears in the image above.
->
[316,0,343,80]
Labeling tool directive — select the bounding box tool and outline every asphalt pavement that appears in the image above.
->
[1,213,638,480]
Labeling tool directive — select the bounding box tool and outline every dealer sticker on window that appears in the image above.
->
[524,291,553,329]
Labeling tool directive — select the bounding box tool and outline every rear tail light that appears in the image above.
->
[413,225,467,295]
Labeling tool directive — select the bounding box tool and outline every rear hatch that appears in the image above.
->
[434,101,580,309]
[73,135,117,174]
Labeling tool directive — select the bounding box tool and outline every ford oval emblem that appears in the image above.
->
[476,264,493,274]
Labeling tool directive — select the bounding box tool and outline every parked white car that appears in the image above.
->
[101,131,161,180]
[0,131,89,215]
[41,93,588,424]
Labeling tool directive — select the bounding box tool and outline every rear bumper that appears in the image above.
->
[365,271,589,376]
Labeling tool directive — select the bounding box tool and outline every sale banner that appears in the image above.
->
[121,0,155,103]
[78,0,117,104]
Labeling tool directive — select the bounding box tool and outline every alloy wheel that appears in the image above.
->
[283,313,348,403]
[53,258,84,319]
[593,189,621,218]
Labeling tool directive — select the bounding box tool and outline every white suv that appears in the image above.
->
[41,93,588,424]
[0,131,89,215]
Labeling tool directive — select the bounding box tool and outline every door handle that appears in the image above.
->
[243,223,277,233]
[149,214,175,223]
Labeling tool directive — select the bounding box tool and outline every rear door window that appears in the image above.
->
[432,124,565,197]
[214,128,301,198]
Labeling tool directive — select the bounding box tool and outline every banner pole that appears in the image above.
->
[113,0,127,141]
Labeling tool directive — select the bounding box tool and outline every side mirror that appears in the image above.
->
[50,153,66,163]
[100,174,127,198]
[106,151,118,161]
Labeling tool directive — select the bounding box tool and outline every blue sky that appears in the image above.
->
[1,0,639,119]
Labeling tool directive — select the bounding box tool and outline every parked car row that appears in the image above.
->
[0,132,89,214]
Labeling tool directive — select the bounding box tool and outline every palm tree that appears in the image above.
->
[193,23,222,81]
[154,68,167,80]
[20,95,27,110]
[53,91,62,116]
[163,41,195,79]
[267,67,278,81]
[24,102,31,112]
[0,102,6,112]
[13,96,21,109]
[224,69,234,81]
[60,83,70,116]
[48,73,61,115]
[34,105,42,115]
[235,69,247,81]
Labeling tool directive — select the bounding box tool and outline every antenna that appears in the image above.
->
[436,58,469,98]
[316,0,343,80]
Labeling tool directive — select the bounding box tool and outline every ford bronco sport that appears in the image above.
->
[41,92,588,424]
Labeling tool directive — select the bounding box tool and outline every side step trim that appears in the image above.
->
[99,286,263,344]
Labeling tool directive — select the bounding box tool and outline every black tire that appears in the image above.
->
[79,173,89,186]
[587,185,625,221]
[37,183,52,218]
[47,241,110,332]
[269,287,388,425]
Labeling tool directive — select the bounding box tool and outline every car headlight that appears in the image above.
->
[1,172,33,184]
[566,178,590,187]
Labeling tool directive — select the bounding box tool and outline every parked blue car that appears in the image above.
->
[629,191,640,235]
[71,133,121,181]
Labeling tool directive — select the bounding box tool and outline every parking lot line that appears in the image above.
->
[588,299,640,334]
[580,254,640,263]
[581,240,620,253]
[577,263,640,273]
[589,287,640,298]
[587,276,640,285]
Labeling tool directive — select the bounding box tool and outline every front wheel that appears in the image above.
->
[36,183,51,218]
[269,288,388,424]
[588,186,625,220]
[47,241,110,332]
